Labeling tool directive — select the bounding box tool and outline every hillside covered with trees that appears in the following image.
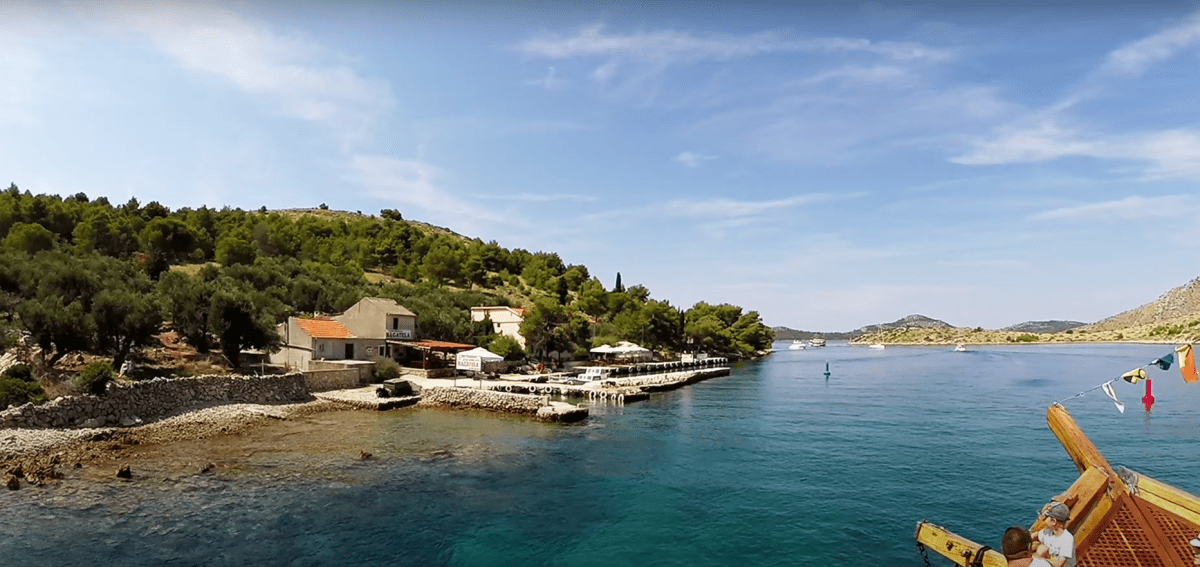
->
[0,185,773,402]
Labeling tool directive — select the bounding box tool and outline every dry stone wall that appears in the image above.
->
[417,387,549,415]
[302,369,366,392]
[0,374,310,430]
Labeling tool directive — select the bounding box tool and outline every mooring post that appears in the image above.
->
[824,362,830,380]
[1143,378,1155,411]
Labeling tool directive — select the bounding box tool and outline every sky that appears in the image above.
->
[2,1,1200,332]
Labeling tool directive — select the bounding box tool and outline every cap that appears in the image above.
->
[1190,534,1200,548]
[1042,501,1070,522]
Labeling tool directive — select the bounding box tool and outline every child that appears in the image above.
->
[1031,501,1076,567]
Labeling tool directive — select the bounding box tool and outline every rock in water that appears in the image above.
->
[358,450,372,461]
[116,465,132,479]
[199,462,215,474]
[4,475,19,490]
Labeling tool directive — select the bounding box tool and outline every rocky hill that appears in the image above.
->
[1082,278,1200,332]
[853,314,952,334]
[1002,320,1086,333]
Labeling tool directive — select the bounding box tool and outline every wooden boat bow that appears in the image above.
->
[916,404,1200,567]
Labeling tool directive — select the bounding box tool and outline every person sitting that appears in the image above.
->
[1031,501,1076,567]
[1002,526,1035,567]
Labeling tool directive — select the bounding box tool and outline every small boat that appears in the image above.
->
[915,403,1200,566]
[809,338,826,348]
[788,340,805,350]
[868,344,885,350]
[953,344,967,352]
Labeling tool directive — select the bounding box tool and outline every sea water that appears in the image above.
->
[2,343,1199,566]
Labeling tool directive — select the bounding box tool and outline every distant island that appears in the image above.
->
[775,278,1200,345]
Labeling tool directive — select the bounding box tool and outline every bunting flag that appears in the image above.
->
[1102,381,1125,414]
[1151,352,1174,371]
[1121,368,1146,385]
[1178,344,1198,384]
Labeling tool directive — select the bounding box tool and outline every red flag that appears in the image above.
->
[1178,344,1198,384]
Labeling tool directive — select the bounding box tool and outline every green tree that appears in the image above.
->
[488,335,526,361]
[215,228,257,266]
[93,286,163,369]
[422,243,463,286]
[2,222,55,254]
[158,269,215,353]
[207,279,282,367]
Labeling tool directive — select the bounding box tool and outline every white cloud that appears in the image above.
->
[1029,195,1194,222]
[120,3,393,146]
[1102,11,1200,76]
[525,66,568,90]
[953,122,1200,179]
[517,24,953,64]
[665,193,846,218]
[475,192,597,203]
[673,151,716,168]
[347,155,503,227]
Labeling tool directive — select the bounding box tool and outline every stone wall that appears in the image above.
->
[417,387,549,415]
[302,369,367,392]
[0,374,310,430]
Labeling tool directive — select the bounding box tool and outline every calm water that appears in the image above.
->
[3,343,1200,566]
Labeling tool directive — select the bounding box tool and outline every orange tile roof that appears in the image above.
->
[296,317,355,339]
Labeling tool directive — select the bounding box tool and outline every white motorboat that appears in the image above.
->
[953,343,967,352]
[868,343,885,350]
[788,340,805,350]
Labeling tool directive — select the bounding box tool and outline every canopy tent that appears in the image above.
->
[592,341,652,362]
[456,347,504,371]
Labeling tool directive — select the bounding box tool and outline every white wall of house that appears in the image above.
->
[337,297,418,341]
[470,307,527,348]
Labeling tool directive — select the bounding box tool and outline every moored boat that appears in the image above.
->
[915,403,1200,566]
[788,340,805,350]
[809,338,826,348]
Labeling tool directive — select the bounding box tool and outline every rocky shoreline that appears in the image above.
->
[1,400,338,488]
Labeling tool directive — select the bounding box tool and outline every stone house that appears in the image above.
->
[271,297,418,370]
[470,306,528,348]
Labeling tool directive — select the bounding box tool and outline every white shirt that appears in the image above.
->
[1038,528,1076,567]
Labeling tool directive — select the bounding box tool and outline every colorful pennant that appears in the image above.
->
[1178,344,1197,384]
[1121,368,1146,385]
[1101,381,1125,414]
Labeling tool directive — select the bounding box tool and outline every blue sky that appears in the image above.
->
[3,1,1199,331]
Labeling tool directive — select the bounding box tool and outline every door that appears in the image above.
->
[345,343,355,359]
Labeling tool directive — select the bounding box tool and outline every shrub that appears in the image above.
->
[375,359,401,381]
[489,335,525,361]
[0,365,46,408]
[1,364,34,382]
[76,361,115,396]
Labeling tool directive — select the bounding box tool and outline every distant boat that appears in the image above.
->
[868,343,885,350]
[809,338,826,348]
[788,340,805,350]
[953,343,967,352]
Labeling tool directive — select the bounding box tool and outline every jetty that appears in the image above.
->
[312,364,731,423]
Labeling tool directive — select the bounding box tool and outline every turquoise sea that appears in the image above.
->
[3,342,1200,566]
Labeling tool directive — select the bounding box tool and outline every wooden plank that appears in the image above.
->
[915,521,1010,567]
[1046,404,1122,493]
[1136,473,1200,527]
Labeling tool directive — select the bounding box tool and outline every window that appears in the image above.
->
[318,343,325,353]
[392,317,399,329]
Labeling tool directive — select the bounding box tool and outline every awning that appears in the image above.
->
[391,339,477,352]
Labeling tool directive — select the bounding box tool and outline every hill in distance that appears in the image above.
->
[1082,277,1200,332]
[1002,320,1086,333]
